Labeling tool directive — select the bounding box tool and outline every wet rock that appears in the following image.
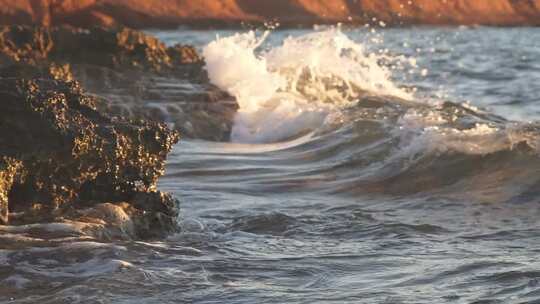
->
[0,78,179,238]
[0,25,238,237]
[0,25,238,141]
[0,26,177,71]
[74,201,177,240]
[0,158,22,225]
[0,62,73,82]
[168,44,202,64]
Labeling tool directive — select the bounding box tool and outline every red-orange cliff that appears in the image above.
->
[1,0,540,28]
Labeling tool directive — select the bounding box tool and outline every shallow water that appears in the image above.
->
[3,27,540,303]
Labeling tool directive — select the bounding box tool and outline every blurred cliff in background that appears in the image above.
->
[1,0,540,29]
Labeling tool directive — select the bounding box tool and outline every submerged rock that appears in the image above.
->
[0,25,238,141]
[0,78,179,238]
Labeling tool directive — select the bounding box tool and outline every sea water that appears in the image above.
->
[2,26,540,303]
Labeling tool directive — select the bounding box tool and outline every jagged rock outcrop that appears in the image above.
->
[0,0,539,28]
[0,25,237,141]
[0,26,239,238]
[0,77,179,238]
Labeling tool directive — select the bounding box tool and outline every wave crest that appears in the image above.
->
[203,28,413,143]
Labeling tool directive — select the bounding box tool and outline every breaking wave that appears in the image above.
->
[201,28,540,201]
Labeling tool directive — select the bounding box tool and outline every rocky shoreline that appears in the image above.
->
[0,26,237,141]
[1,0,540,29]
[0,26,237,239]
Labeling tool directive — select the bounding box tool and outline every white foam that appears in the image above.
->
[397,109,512,155]
[201,29,537,156]
[204,31,284,114]
[203,29,412,143]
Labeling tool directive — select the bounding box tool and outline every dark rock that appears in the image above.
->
[0,26,179,71]
[0,26,239,237]
[0,25,238,141]
[0,77,179,238]
[167,44,202,64]
[0,157,22,224]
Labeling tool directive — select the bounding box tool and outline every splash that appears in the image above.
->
[203,29,412,143]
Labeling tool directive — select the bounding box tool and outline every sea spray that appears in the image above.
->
[203,31,283,113]
[203,29,413,143]
[202,28,540,158]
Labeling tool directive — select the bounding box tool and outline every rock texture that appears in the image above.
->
[0,77,179,238]
[0,0,540,28]
[0,26,237,141]
[0,158,21,224]
[0,26,239,238]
